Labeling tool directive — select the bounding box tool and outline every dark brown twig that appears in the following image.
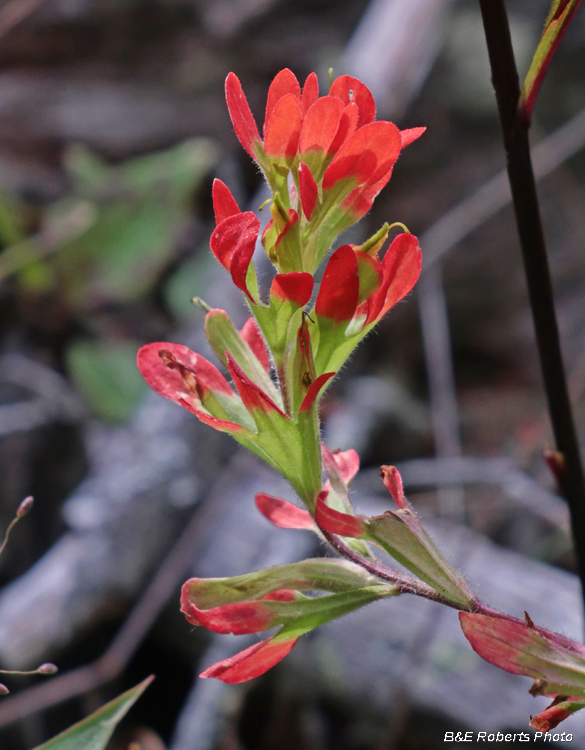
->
[478,0,585,612]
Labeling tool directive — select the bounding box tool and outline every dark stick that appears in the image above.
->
[478,0,585,613]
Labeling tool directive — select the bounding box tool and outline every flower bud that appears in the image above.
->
[37,663,58,675]
[16,496,34,517]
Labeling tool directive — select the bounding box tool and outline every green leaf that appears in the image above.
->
[33,676,153,750]
[66,339,146,423]
[183,558,384,609]
[204,308,282,407]
[519,0,583,124]
[364,510,475,606]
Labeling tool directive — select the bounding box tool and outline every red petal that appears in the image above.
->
[200,636,298,683]
[299,96,345,156]
[315,245,359,323]
[186,600,276,635]
[298,163,318,220]
[264,69,301,136]
[300,72,319,117]
[330,75,376,127]
[323,121,402,191]
[400,127,426,149]
[225,72,262,160]
[270,272,314,306]
[322,445,360,484]
[255,493,315,529]
[227,353,288,418]
[240,317,271,374]
[299,372,335,412]
[328,102,359,156]
[210,212,260,303]
[366,233,421,324]
[315,490,364,537]
[212,179,240,224]
[264,93,302,161]
[380,465,409,510]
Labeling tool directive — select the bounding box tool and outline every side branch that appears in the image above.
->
[478,0,585,612]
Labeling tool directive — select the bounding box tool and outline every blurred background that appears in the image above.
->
[0,0,584,747]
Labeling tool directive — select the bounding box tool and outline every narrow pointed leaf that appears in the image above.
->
[519,0,584,124]
[33,677,153,750]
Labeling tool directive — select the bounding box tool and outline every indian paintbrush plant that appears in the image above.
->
[137,68,585,731]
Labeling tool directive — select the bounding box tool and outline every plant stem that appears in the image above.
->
[478,0,585,613]
[321,529,470,612]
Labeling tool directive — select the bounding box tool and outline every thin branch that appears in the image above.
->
[0,496,213,729]
[320,528,466,612]
[478,0,585,615]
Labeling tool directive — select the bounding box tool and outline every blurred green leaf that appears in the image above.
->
[56,139,217,308]
[33,676,153,750]
[0,188,25,246]
[66,339,147,423]
[164,253,216,322]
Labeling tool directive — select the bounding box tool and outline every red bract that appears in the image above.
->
[225,67,424,210]
[315,490,365,538]
[329,74,376,128]
[270,272,313,306]
[358,233,422,327]
[227,354,287,419]
[298,162,319,219]
[210,212,259,303]
[299,372,335,412]
[212,178,240,224]
[137,343,250,436]
[255,493,314,529]
[322,445,360,485]
[322,121,402,192]
[240,317,271,374]
[200,636,298,684]
[315,245,359,323]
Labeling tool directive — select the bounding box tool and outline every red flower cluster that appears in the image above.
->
[138,67,426,685]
